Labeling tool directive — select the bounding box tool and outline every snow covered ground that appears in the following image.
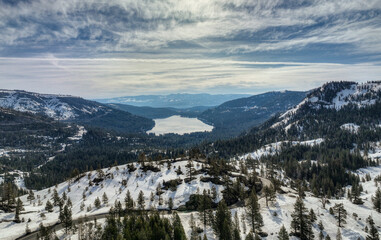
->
[1,159,380,239]
[147,115,214,135]
[239,138,324,161]
[0,160,226,239]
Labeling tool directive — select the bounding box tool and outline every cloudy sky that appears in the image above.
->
[0,0,380,98]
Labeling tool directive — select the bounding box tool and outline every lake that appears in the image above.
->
[146,115,213,135]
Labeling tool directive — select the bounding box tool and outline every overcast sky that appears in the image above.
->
[0,0,380,98]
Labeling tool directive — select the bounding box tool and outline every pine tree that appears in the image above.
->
[124,190,134,211]
[94,197,101,209]
[372,187,381,213]
[213,200,233,240]
[45,200,53,212]
[173,212,187,240]
[351,183,364,204]
[278,225,289,240]
[319,231,324,240]
[291,197,311,240]
[190,213,199,240]
[309,209,317,223]
[366,216,379,240]
[168,197,174,211]
[27,190,35,204]
[137,190,145,210]
[245,232,254,240]
[14,198,23,223]
[62,205,72,234]
[199,189,211,232]
[246,191,263,234]
[332,203,347,227]
[52,189,60,206]
[263,185,276,207]
[102,192,108,205]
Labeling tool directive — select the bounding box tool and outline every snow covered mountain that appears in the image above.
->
[0,90,154,133]
[199,91,306,135]
[0,90,103,121]
[273,81,381,130]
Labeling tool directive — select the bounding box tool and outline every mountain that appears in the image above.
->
[95,93,251,108]
[0,90,154,133]
[107,103,211,119]
[207,81,381,158]
[198,91,307,135]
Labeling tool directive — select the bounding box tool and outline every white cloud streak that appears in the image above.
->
[0,57,380,98]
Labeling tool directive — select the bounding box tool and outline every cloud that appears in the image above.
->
[0,0,380,58]
[1,57,380,98]
[0,0,380,97]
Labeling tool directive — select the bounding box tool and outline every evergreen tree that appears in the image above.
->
[190,213,199,240]
[291,197,311,240]
[45,200,54,212]
[14,198,23,223]
[168,197,174,211]
[319,231,325,240]
[102,192,108,205]
[263,185,276,207]
[199,189,212,232]
[213,200,233,240]
[173,212,187,240]
[372,187,381,213]
[124,190,134,211]
[137,190,145,210]
[245,233,254,240]
[332,203,347,227]
[366,216,379,240]
[94,197,101,209]
[351,183,364,204]
[278,225,289,240]
[52,189,60,206]
[27,190,35,204]
[309,209,317,223]
[61,205,72,233]
[246,191,263,234]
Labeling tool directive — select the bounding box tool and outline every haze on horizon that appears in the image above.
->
[0,0,381,98]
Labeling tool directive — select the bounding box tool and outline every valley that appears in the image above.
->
[0,81,381,240]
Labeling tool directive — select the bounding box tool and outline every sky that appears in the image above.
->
[0,0,380,98]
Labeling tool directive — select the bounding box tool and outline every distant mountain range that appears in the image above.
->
[0,90,154,133]
[95,93,251,108]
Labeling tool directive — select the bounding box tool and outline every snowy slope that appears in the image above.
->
[0,90,102,120]
[0,159,228,239]
[272,81,381,129]
[2,160,380,240]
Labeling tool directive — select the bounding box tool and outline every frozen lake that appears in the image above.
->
[147,115,213,135]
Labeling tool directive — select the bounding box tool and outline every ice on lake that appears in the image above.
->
[147,115,213,135]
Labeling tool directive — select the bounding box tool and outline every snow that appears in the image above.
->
[0,170,28,190]
[68,126,87,141]
[272,82,381,129]
[341,123,360,134]
[147,115,214,135]
[0,160,225,239]
[1,158,380,240]
[239,138,324,161]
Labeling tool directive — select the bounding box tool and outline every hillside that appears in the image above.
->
[199,91,306,135]
[95,93,251,108]
[1,151,380,240]
[0,90,154,133]
[209,81,381,158]
[107,103,210,119]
